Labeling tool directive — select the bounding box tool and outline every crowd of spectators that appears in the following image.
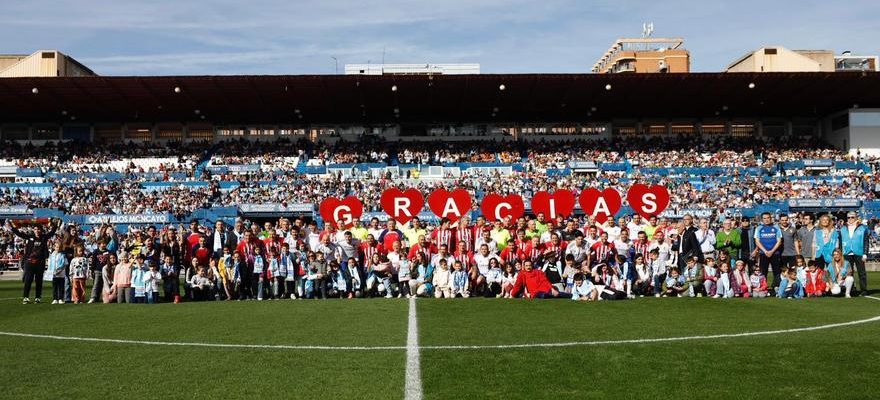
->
[0,137,878,219]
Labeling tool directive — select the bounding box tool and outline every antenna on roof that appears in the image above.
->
[642,22,654,38]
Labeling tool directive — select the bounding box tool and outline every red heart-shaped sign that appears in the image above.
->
[481,193,525,222]
[578,188,621,224]
[530,190,576,219]
[427,188,472,223]
[380,188,424,225]
[319,196,363,228]
[626,184,670,219]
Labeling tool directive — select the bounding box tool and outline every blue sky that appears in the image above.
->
[2,0,877,75]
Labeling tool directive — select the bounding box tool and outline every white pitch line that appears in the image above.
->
[404,296,423,400]
[0,331,406,350]
[0,297,878,351]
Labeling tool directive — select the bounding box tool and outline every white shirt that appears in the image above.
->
[565,241,589,264]
[627,222,648,236]
[473,237,499,255]
[473,253,500,275]
[613,239,631,258]
[696,229,716,254]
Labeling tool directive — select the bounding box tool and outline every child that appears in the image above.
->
[779,268,803,299]
[501,263,518,299]
[184,257,200,301]
[561,254,579,293]
[571,272,598,301]
[130,255,148,304]
[47,242,68,304]
[794,256,808,297]
[69,246,90,304]
[485,258,504,298]
[279,244,297,299]
[614,255,633,298]
[252,246,266,300]
[160,254,179,303]
[451,261,469,298]
[702,257,718,297]
[114,253,134,304]
[664,267,688,297]
[267,249,282,300]
[327,261,348,298]
[144,261,162,304]
[804,261,826,297]
[189,267,214,301]
[714,262,734,298]
[432,259,452,298]
[596,263,627,300]
[650,249,667,298]
[682,257,703,297]
[732,260,751,297]
[216,249,234,301]
[307,251,328,299]
[632,254,652,297]
[397,255,412,299]
[749,267,768,298]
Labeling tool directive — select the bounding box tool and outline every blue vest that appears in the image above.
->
[813,229,840,263]
[755,224,781,253]
[839,224,868,256]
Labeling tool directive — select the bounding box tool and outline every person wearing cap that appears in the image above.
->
[839,211,869,296]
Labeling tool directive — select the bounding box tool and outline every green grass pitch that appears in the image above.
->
[1,274,879,400]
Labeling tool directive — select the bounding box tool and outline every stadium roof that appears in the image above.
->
[0,72,878,124]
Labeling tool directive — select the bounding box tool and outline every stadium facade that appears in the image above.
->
[0,72,878,154]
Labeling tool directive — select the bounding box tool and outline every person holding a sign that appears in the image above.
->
[8,218,61,304]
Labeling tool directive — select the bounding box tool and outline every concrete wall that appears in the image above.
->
[727,47,834,72]
[848,109,880,156]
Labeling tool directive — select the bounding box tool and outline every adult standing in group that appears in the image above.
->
[695,218,716,261]
[779,214,799,272]
[209,220,237,258]
[678,214,702,269]
[8,218,61,304]
[715,219,741,266]
[738,218,756,271]
[753,212,783,294]
[795,213,816,265]
[813,214,839,270]
[839,211,869,296]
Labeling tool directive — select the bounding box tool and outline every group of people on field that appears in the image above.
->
[7,207,871,305]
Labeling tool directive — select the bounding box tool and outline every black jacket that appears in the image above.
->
[11,223,59,266]
[679,226,704,264]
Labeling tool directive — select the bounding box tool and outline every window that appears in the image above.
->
[157,128,182,140]
[670,124,696,135]
[125,127,152,141]
[613,126,637,136]
[216,128,245,137]
[701,124,726,135]
[2,126,29,140]
[33,126,59,140]
[94,126,122,143]
[730,124,755,137]
[764,48,777,55]
[188,129,213,139]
